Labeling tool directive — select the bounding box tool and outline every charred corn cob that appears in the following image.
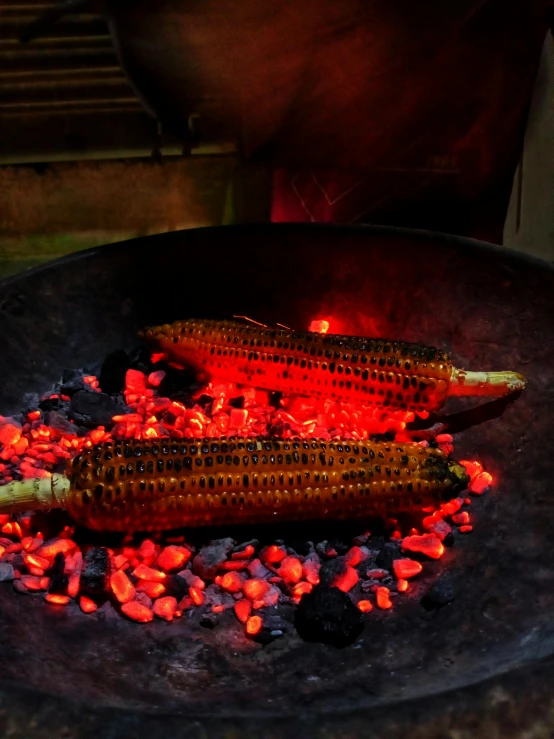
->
[0,438,469,532]
[140,319,526,413]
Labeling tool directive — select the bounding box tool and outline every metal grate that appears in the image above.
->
[0,0,179,163]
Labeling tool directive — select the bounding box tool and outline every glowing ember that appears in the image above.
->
[243,578,270,601]
[110,570,136,604]
[234,599,252,623]
[278,556,303,584]
[308,319,330,334]
[245,615,263,637]
[153,596,178,622]
[392,559,423,580]
[376,587,393,610]
[357,599,373,613]
[0,321,496,640]
[402,534,444,560]
[121,601,153,623]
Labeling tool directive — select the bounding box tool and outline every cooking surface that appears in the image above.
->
[0,224,552,736]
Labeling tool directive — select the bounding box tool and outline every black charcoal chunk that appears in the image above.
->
[129,346,155,375]
[0,563,14,581]
[319,556,346,587]
[69,391,128,429]
[192,537,235,580]
[158,366,198,399]
[62,368,83,383]
[200,612,219,629]
[228,396,245,409]
[81,547,113,594]
[268,391,283,409]
[251,615,290,644]
[99,349,131,395]
[376,542,402,571]
[48,551,69,595]
[443,532,455,548]
[39,397,62,412]
[196,394,214,408]
[232,539,259,555]
[46,411,77,437]
[294,584,363,647]
[163,574,190,601]
[421,576,455,610]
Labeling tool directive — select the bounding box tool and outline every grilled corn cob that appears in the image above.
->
[0,438,469,532]
[140,319,526,413]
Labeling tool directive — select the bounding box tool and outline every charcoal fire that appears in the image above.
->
[0,317,522,644]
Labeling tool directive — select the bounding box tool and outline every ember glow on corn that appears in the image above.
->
[140,319,526,413]
[0,439,469,532]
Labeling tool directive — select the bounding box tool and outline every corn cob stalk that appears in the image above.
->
[140,319,526,413]
[0,439,469,532]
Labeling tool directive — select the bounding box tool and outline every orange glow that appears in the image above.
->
[332,565,359,593]
[309,319,330,334]
[220,571,243,593]
[24,553,49,570]
[45,593,70,605]
[470,471,493,495]
[441,498,463,516]
[37,539,76,559]
[393,559,423,579]
[110,570,136,604]
[67,573,80,598]
[27,410,41,421]
[460,525,473,533]
[292,582,313,602]
[114,554,128,570]
[357,599,373,613]
[278,556,303,584]
[189,586,204,606]
[20,575,45,591]
[243,578,270,601]
[260,544,287,564]
[376,587,392,610]
[156,545,191,571]
[452,511,470,525]
[302,561,320,585]
[245,615,263,636]
[132,564,166,582]
[219,560,248,571]
[234,599,252,623]
[153,596,178,622]
[344,546,363,567]
[136,580,166,599]
[460,459,483,482]
[397,579,409,592]
[402,534,444,560]
[79,596,98,614]
[231,544,255,560]
[121,601,153,623]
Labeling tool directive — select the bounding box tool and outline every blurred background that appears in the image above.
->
[1,0,553,278]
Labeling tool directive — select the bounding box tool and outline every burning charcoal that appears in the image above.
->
[81,547,113,595]
[376,543,402,571]
[319,557,347,587]
[228,396,245,409]
[48,551,69,595]
[251,614,290,644]
[99,350,131,395]
[0,563,14,581]
[69,391,128,429]
[422,576,456,610]
[294,584,363,647]
[200,612,219,629]
[232,539,259,556]
[192,537,234,580]
[60,377,87,397]
[46,411,78,437]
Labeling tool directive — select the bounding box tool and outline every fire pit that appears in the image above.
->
[0,223,552,738]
